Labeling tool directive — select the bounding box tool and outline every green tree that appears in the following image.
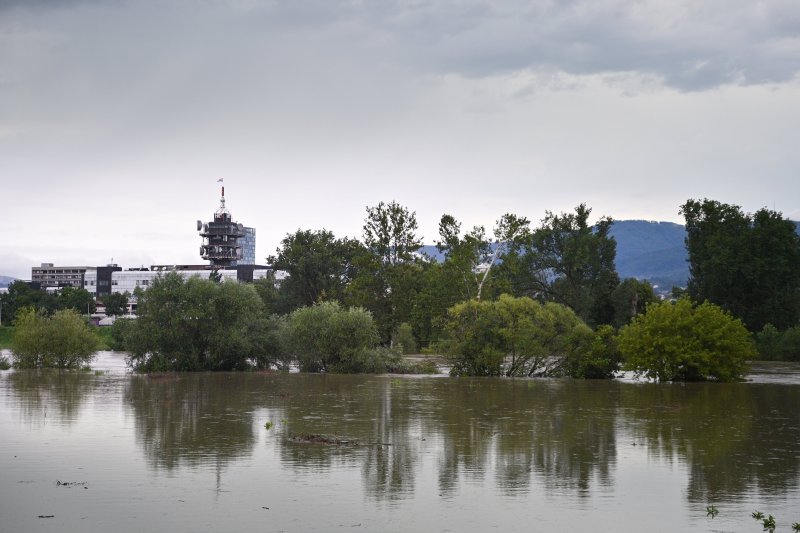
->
[618,298,754,382]
[349,201,426,343]
[435,213,530,301]
[102,291,130,317]
[268,229,365,313]
[285,301,380,372]
[756,324,800,361]
[517,204,620,326]
[12,307,99,369]
[610,278,655,328]
[441,294,593,377]
[681,199,800,331]
[564,324,622,379]
[56,286,96,315]
[0,281,56,325]
[125,273,278,371]
[363,200,422,266]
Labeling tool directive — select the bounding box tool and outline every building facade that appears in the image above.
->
[236,226,256,265]
[31,263,90,289]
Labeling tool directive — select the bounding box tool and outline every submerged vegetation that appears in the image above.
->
[11,308,99,369]
[2,197,798,377]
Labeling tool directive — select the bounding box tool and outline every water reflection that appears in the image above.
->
[106,372,800,507]
[124,373,264,471]
[3,370,100,426]
[424,379,618,497]
[622,383,800,503]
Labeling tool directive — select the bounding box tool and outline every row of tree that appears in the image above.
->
[5,197,799,372]
[105,272,752,381]
[0,283,130,326]
[259,199,800,352]
[259,201,656,349]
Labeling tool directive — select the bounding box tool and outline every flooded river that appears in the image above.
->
[1,352,799,532]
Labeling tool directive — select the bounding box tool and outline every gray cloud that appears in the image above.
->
[2,1,798,91]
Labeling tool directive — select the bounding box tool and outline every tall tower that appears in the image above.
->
[198,185,245,267]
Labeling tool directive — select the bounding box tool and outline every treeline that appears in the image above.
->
[4,197,799,376]
[0,284,130,325]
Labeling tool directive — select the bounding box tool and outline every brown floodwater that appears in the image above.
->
[1,351,799,532]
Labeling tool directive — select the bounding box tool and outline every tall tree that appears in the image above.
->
[518,204,620,326]
[349,201,425,343]
[363,200,422,266]
[681,199,800,331]
[268,229,365,314]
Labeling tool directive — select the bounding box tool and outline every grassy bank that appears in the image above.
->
[95,326,113,350]
[0,326,13,350]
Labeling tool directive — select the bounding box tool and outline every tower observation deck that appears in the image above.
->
[198,185,245,267]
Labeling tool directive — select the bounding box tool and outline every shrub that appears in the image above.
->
[11,307,99,369]
[564,324,622,379]
[286,301,380,372]
[441,294,594,377]
[618,298,753,382]
[125,273,278,372]
[107,317,136,351]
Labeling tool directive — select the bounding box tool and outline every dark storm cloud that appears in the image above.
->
[3,0,798,90]
[220,0,800,91]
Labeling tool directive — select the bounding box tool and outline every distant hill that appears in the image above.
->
[0,275,18,288]
[609,220,688,290]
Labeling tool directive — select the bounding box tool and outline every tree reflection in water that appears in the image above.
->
[5,370,100,426]
[125,373,269,471]
[622,382,800,503]
[113,372,799,506]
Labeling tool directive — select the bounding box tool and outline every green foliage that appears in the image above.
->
[56,286,96,314]
[611,278,655,328]
[125,273,279,371]
[267,229,365,313]
[285,301,380,373]
[618,298,754,382]
[706,505,719,518]
[362,200,422,266]
[107,317,136,351]
[441,294,593,377]
[350,201,426,343]
[102,291,130,317]
[756,324,800,361]
[514,204,620,326]
[11,308,99,369]
[0,281,57,325]
[0,326,13,349]
[564,324,622,379]
[0,354,10,370]
[392,322,417,354]
[681,198,800,331]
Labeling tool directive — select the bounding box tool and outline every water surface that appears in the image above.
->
[1,353,799,532]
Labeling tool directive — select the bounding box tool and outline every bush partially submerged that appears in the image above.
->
[11,308,99,369]
[618,298,753,382]
[286,301,379,372]
[440,294,601,377]
[124,273,281,372]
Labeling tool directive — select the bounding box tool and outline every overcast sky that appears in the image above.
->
[1,0,799,279]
